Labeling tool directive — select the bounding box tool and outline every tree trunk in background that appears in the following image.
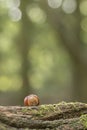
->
[73,61,87,102]
[40,0,87,102]
[17,0,33,102]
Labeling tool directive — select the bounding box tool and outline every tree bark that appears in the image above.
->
[17,0,34,102]
[0,102,87,130]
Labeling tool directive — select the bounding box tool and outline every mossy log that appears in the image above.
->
[0,102,87,130]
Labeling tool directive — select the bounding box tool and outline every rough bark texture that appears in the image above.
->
[0,102,87,130]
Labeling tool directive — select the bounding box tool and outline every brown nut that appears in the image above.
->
[24,94,39,106]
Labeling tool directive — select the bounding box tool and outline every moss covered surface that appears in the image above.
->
[0,102,87,129]
[21,102,87,120]
[80,114,87,129]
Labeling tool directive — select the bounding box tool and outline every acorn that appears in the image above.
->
[24,94,40,106]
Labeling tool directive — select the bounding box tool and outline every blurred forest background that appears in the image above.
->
[0,0,87,105]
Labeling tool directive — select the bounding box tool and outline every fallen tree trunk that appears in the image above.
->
[0,102,87,130]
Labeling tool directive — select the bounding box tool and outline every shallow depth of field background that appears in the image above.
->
[0,0,87,105]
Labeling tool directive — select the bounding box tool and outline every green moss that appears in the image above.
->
[33,104,58,117]
[80,114,87,129]
[58,102,83,111]
[21,102,85,119]
[58,101,67,105]
[69,102,80,110]
[22,108,29,113]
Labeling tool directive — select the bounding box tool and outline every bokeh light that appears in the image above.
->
[48,0,62,9]
[27,4,46,24]
[6,0,20,8]
[8,7,22,21]
[79,1,87,16]
[62,0,77,14]
[0,0,21,21]
[0,0,21,9]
